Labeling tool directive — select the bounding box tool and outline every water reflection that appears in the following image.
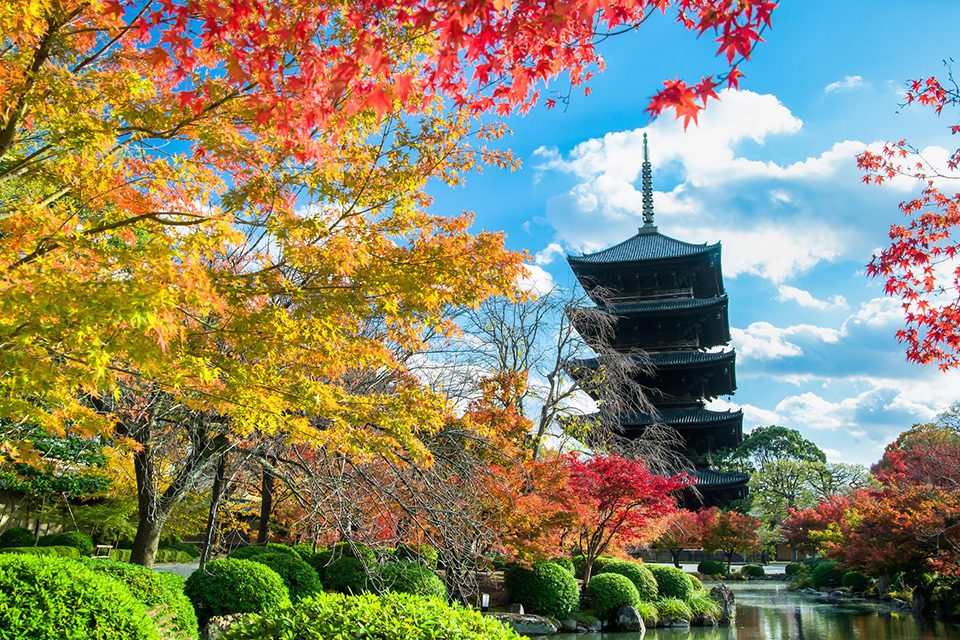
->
[551,582,960,640]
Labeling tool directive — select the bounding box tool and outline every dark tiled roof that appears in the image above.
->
[606,295,727,315]
[568,350,734,371]
[691,467,749,488]
[613,407,743,427]
[568,231,719,265]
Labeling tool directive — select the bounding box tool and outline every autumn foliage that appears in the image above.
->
[858,70,960,368]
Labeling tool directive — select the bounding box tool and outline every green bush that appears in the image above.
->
[687,573,704,591]
[657,597,693,622]
[160,537,200,559]
[841,570,872,592]
[183,558,290,626]
[376,561,446,599]
[573,554,619,579]
[37,530,93,556]
[930,575,960,617]
[291,543,317,562]
[2,545,80,558]
[110,548,133,562]
[228,542,298,561]
[504,561,580,618]
[82,558,198,639]
[648,565,694,600]
[810,561,843,588]
[249,552,323,601]
[154,549,194,564]
[585,573,641,618]
[697,559,727,577]
[394,543,439,570]
[309,541,376,578]
[686,591,722,619]
[323,556,371,594]
[0,527,34,548]
[741,564,765,578]
[785,562,804,576]
[635,601,659,627]
[223,591,523,640]
[0,553,158,639]
[548,556,575,574]
[598,560,658,601]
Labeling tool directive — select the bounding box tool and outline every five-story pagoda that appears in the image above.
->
[565,134,748,507]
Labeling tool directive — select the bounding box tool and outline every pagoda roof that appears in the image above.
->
[582,407,742,428]
[568,350,734,371]
[606,294,727,315]
[690,467,749,488]
[568,230,719,266]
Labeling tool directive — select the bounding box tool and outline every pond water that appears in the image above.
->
[551,582,960,640]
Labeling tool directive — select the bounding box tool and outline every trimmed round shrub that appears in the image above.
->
[37,530,93,556]
[648,565,694,600]
[697,559,727,577]
[376,561,446,599]
[394,543,439,570]
[585,573,641,618]
[249,552,323,601]
[2,545,79,558]
[741,564,765,578]
[0,553,158,639]
[504,561,580,618]
[598,560,658,601]
[184,558,290,626]
[841,570,872,592]
[635,601,659,627]
[687,591,722,619]
[785,562,804,577]
[160,537,200,559]
[323,556,371,594]
[222,591,523,640]
[82,558,198,639]
[0,526,34,548]
[291,543,317,562]
[228,542,298,561]
[687,573,704,591]
[309,542,376,577]
[549,556,575,574]
[810,561,843,588]
[657,596,693,622]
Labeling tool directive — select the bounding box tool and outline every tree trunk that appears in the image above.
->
[200,450,230,567]
[130,439,164,567]
[256,456,275,545]
[725,550,734,575]
[582,557,594,587]
[670,548,682,568]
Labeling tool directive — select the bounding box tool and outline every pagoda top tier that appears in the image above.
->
[567,230,719,266]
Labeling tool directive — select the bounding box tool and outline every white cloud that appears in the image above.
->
[517,264,555,296]
[776,285,847,311]
[732,321,841,360]
[825,75,866,93]
[534,242,565,265]
[822,447,844,462]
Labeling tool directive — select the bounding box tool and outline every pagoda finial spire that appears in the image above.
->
[640,132,656,233]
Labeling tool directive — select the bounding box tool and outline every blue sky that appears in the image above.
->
[429,1,960,466]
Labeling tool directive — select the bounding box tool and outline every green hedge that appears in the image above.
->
[394,543,439,570]
[0,527,34,548]
[291,543,317,562]
[585,573,640,618]
[376,561,446,599]
[308,542,377,584]
[228,543,298,561]
[160,538,200,559]
[785,562,804,576]
[741,564,765,578]
[249,552,323,601]
[841,570,872,592]
[697,559,727,576]
[110,548,133,562]
[504,561,580,618]
[323,556,371,594]
[0,553,158,639]
[548,556,575,574]
[1,545,80,558]
[155,549,194,564]
[184,558,290,626]
[648,565,694,600]
[222,591,524,640]
[82,558,198,639]
[598,561,658,601]
[810,561,843,588]
[37,531,93,556]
